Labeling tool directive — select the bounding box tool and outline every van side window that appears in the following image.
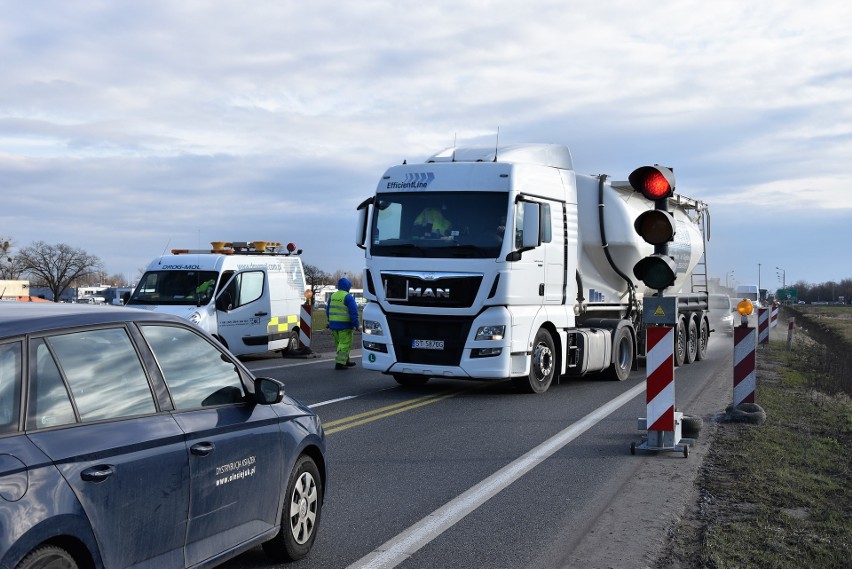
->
[140,325,245,409]
[45,328,156,422]
[221,270,264,309]
[27,339,76,430]
[0,341,22,435]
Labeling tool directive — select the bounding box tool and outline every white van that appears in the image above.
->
[127,241,307,356]
[735,284,760,307]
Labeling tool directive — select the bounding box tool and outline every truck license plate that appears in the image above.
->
[412,339,444,350]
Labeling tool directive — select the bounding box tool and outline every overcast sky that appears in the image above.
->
[2,1,850,291]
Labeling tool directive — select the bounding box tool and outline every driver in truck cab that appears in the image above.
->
[414,206,452,237]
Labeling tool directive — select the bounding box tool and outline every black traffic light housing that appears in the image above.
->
[629,165,677,292]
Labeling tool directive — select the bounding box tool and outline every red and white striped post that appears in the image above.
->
[299,303,313,350]
[646,326,675,432]
[770,303,779,329]
[733,324,756,406]
[757,307,769,345]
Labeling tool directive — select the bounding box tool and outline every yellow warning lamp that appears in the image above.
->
[304,290,313,303]
[737,299,754,316]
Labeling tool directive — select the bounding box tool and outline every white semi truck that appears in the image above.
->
[127,240,307,357]
[355,144,711,393]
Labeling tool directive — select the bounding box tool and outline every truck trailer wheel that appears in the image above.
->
[603,325,633,381]
[695,317,709,361]
[512,328,555,394]
[684,316,698,364]
[674,316,686,367]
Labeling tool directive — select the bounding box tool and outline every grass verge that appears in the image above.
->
[656,311,852,568]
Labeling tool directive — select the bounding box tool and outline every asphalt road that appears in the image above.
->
[221,331,736,569]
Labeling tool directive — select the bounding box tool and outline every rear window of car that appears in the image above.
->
[27,328,157,429]
[0,341,22,435]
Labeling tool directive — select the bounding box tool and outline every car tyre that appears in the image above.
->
[282,328,301,356]
[16,545,78,569]
[263,455,323,562]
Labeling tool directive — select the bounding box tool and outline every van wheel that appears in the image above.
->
[282,328,301,356]
[684,316,698,364]
[263,455,323,562]
[16,545,78,569]
[513,328,555,394]
[603,325,633,381]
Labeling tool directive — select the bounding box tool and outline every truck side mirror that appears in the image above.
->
[355,196,373,249]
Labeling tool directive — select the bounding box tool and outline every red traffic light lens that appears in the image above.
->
[628,166,675,201]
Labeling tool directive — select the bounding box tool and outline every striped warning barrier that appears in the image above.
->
[646,326,675,432]
[299,303,312,349]
[757,307,769,345]
[733,325,756,406]
[770,303,779,329]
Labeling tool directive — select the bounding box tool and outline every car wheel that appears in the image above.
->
[16,545,78,569]
[393,374,430,387]
[263,455,323,562]
[512,328,555,393]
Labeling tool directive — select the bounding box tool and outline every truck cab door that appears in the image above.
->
[214,269,271,356]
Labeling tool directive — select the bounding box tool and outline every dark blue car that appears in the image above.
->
[0,303,326,569]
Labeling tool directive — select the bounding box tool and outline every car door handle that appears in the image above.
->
[190,442,215,456]
[81,465,115,482]
[255,311,268,316]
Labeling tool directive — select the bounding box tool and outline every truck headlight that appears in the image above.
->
[475,325,505,341]
[363,320,384,336]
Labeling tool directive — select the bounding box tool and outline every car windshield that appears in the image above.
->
[369,191,509,259]
[128,271,220,305]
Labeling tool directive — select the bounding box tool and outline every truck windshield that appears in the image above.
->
[128,270,220,306]
[369,191,508,258]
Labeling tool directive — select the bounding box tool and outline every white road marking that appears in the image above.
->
[346,382,647,569]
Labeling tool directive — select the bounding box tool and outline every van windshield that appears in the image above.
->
[369,191,509,259]
[128,271,220,306]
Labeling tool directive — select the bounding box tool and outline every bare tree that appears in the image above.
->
[303,263,331,305]
[0,237,23,279]
[16,241,104,302]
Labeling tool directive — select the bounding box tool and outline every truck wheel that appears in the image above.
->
[603,325,633,381]
[674,316,686,367]
[684,316,698,364]
[695,317,709,361]
[393,374,430,387]
[513,328,555,394]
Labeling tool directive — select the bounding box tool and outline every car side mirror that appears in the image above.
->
[216,292,233,312]
[255,377,284,404]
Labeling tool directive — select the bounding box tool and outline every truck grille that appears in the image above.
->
[387,314,473,366]
[382,273,482,308]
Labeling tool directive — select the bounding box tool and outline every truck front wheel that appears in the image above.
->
[513,328,555,394]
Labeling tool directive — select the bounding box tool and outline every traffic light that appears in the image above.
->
[630,165,677,292]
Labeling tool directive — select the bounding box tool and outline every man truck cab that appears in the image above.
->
[128,241,306,357]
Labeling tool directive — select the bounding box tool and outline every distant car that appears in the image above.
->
[709,294,734,335]
[0,303,325,569]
